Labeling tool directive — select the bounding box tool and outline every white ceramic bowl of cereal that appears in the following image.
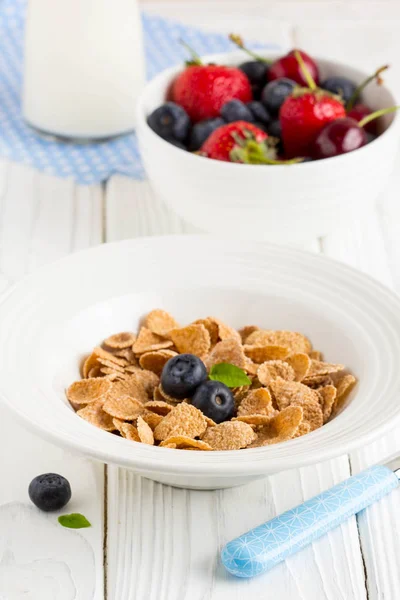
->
[0,236,400,490]
[136,51,400,243]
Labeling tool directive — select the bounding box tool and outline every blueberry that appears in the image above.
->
[221,100,254,123]
[147,102,190,141]
[191,380,234,424]
[267,119,283,153]
[261,78,296,115]
[29,473,71,512]
[165,137,187,150]
[239,61,269,88]
[161,354,208,399]
[189,117,225,151]
[267,119,282,138]
[246,101,271,125]
[321,76,357,103]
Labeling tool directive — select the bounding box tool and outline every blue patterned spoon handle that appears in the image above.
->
[221,465,399,578]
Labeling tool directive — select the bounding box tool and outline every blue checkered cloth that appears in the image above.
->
[0,0,278,184]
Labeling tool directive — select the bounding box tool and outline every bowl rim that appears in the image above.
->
[1,234,400,476]
[136,49,400,170]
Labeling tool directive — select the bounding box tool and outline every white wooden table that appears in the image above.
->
[1,2,400,598]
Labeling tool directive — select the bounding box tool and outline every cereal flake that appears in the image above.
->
[237,388,273,417]
[103,395,144,420]
[104,332,136,349]
[205,338,246,370]
[66,378,111,406]
[132,327,173,354]
[139,349,178,375]
[169,324,211,358]
[202,421,256,450]
[145,309,179,337]
[257,361,295,386]
[244,345,290,363]
[153,403,207,441]
[77,401,115,431]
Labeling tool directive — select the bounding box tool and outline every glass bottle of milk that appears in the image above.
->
[23,0,145,141]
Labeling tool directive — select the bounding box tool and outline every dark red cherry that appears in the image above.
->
[268,50,319,87]
[313,117,366,159]
[347,103,377,134]
[313,105,399,159]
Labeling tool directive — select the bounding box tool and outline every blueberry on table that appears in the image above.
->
[191,380,235,424]
[189,117,225,151]
[29,473,71,512]
[321,76,357,103]
[246,101,271,125]
[261,78,296,115]
[147,102,191,141]
[161,354,208,399]
[221,100,254,123]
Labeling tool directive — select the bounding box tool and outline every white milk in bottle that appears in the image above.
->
[23,0,145,140]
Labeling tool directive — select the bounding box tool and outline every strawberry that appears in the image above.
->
[279,51,346,158]
[171,65,252,123]
[171,42,252,123]
[281,91,346,158]
[200,121,302,164]
[269,50,320,87]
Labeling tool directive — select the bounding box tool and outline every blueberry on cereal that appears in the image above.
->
[191,380,235,424]
[29,473,71,512]
[161,354,208,400]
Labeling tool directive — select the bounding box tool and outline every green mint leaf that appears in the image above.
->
[209,363,251,387]
[58,513,91,529]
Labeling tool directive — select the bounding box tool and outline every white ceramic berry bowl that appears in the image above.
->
[1,236,400,490]
[136,51,399,244]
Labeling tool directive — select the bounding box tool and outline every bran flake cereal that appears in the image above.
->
[104,332,136,350]
[237,388,273,417]
[139,350,178,375]
[103,395,144,420]
[67,310,356,451]
[257,361,295,386]
[169,324,211,358]
[145,309,180,337]
[202,421,256,450]
[66,378,112,406]
[153,402,207,441]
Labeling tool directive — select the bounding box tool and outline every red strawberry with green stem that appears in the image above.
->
[280,51,346,158]
[171,41,252,123]
[200,121,303,164]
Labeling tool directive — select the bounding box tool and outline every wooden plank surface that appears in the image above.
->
[1,2,400,598]
[0,162,105,600]
[104,6,400,599]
